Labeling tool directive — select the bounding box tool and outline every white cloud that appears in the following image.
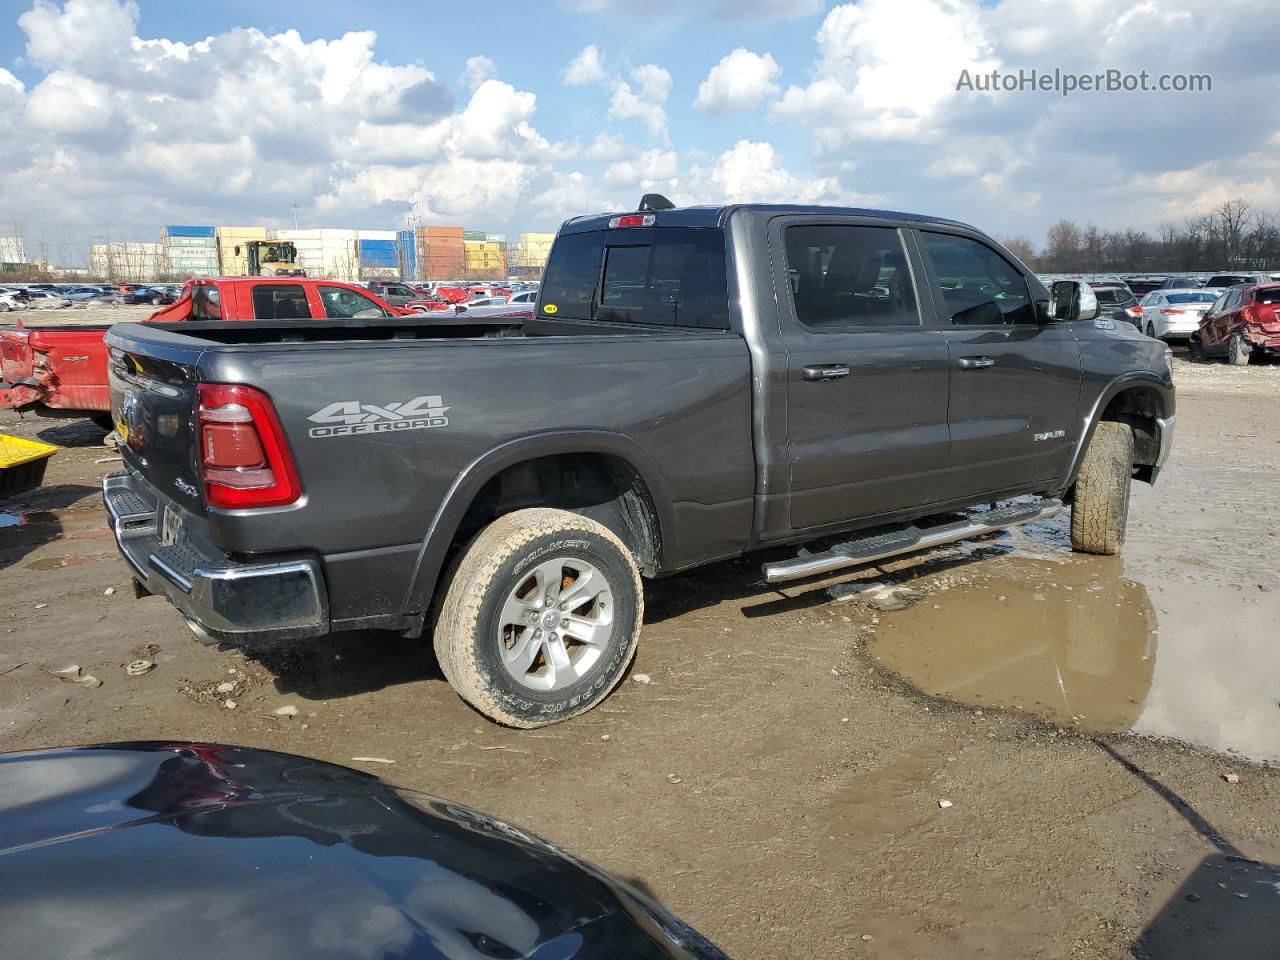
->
[585,132,629,162]
[774,0,997,143]
[694,48,781,113]
[460,55,496,91]
[601,148,679,188]
[563,44,607,86]
[609,64,672,142]
[679,139,860,205]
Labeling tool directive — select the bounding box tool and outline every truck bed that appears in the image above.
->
[105,319,756,632]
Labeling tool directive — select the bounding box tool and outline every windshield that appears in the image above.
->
[1167,292,1217,304]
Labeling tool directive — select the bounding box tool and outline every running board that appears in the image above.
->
[761,499,1063,584]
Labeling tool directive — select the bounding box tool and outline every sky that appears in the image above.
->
[1,0,1279,264]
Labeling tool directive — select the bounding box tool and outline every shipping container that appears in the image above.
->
[358,238,398,268]
[163,236,218,248]
[418,225,464,237]
[162,225,216,239]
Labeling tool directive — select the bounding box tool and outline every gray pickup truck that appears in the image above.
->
[103,198,1175,727]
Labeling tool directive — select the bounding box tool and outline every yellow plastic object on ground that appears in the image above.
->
[0,434,58,501]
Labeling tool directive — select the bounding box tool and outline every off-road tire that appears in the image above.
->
[1070,421,1133,556]
[433,507,642,728]
[1187,336,1206,363]
[1227,334,1251,366]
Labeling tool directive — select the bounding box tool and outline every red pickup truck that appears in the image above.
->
[1,277,413,423]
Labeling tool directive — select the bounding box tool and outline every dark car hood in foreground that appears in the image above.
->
[0,742,726,960]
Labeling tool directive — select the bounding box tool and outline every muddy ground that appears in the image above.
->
[2,355,1278,959]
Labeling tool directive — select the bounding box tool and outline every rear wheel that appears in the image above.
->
[1228,334,1251,366]
[1070,421,1133,556]
[433,507,642,727]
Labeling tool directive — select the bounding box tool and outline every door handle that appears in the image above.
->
[955,356,996,370]
[803,364,851,382]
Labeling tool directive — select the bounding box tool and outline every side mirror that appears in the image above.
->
[1049,280,1099,322]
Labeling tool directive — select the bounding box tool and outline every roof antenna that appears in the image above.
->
[639,193,675,211]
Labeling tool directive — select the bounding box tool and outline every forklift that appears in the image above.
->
[243,241,305,277]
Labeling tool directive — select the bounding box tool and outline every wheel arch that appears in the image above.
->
[401,430,675,620]
[1062,373,1173,491]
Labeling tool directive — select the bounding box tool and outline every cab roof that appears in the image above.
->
[560,203,972,234]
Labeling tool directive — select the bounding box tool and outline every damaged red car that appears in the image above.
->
[1192,281,1280,365]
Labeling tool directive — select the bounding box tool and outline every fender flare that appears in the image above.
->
[1059,372,1173,491]
[400,429,677,616]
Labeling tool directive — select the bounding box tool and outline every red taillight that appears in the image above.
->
[196,383,300,509]
[1126,305,1143,316]
[608,213,656,228]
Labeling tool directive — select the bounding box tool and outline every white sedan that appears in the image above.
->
[1138,289,1219,341]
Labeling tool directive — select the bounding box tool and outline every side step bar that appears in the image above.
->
[762,499,1063,584]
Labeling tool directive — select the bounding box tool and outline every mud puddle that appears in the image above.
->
[866,557,1280,763]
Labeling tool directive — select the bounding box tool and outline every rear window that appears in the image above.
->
[192,285,221,320]
[539,228,729,329]
[1125,279,1164,295]
[1167,292,1217,304]
[252,284,310,320]
[1092,287,1133,304]
[1206,275,1251,287]
[1254,288,1280,306]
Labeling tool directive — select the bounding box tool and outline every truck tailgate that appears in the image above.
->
[106,326,206,510]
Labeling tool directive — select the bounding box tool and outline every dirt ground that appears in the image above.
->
[1,302,157,326]
[2,354,1278,959]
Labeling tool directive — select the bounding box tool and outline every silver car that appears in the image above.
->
[1138,289,1219,341]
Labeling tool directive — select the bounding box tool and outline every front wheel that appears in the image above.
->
[433,508,643,727]
[1228,334,1251,366]
[1188,336,1206,362]
[1070,421,1134,556]
[1144,322,1157,339]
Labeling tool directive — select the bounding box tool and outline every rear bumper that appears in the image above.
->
[102,470,328,645]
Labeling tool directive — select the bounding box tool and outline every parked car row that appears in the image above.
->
[0,282,180,309]
[1038,272,1280,365]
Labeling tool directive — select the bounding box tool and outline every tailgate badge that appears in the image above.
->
[174,477,199,498]
[307,395,450,439]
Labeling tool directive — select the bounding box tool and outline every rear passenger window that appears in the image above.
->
[540,228,729,329]
[919,232,1036,325]
[784,225,919,330]
[252,284,309,320]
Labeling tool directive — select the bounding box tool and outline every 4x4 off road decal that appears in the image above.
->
[307,395,449,438]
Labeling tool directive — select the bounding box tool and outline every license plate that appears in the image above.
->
[159,504,184,546]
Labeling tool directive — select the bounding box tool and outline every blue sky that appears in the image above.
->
[1,0,1277,263]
